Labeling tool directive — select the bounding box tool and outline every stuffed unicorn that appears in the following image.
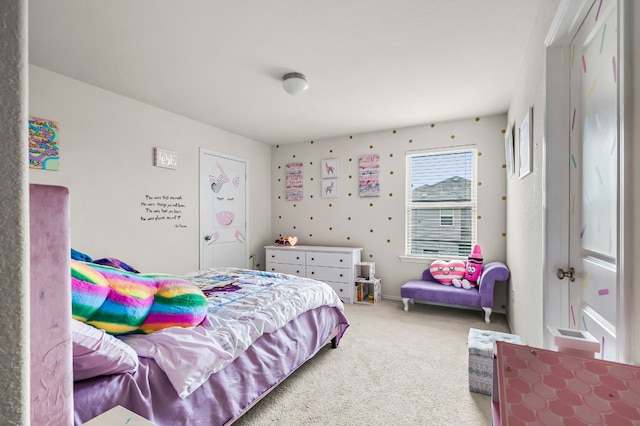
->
[452,245,483,290]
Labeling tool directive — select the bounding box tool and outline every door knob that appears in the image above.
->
[556,267,575,282]
[204,235,212,241]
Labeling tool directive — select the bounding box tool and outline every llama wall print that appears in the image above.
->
[322,178,338,198]
[321,158,338,178]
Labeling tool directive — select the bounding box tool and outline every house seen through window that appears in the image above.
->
[405,148,477,258]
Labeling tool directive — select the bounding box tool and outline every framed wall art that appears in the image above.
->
[518,108,533,179]
[321,178,338,198]
[321,158,338,178]
[504,122,515,178]
[358,154,380,197]
[285,162,303,201]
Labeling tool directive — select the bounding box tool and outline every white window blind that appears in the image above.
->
[405,148,477,259]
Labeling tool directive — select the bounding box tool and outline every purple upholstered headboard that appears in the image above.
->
[29,184,73,425]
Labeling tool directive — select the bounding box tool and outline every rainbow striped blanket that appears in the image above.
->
[71,260,207,335]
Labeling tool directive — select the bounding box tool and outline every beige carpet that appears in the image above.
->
[234,298,511,425]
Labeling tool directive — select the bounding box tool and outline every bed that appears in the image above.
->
[29,184,349,426]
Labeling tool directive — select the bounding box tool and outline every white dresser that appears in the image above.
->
[265,245,362,303]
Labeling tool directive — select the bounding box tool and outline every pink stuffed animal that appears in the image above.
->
[452,245,483,290]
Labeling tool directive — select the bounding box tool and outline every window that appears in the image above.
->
[405,148,477,259]
[440,208,454,226]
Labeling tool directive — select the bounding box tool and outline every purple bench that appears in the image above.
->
[400,261,509,324]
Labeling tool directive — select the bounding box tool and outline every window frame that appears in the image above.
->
[404,146,478,261]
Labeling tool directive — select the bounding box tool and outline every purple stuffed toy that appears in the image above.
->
[452,245,483,289]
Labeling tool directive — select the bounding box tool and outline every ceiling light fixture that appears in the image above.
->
[282,72,309,96]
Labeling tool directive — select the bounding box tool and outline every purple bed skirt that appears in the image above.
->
[74,306,349,426]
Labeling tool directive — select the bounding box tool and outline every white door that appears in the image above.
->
[564,0,619,361]
[199,148,248,269]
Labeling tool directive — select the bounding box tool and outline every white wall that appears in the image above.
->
[270,114,509,309]
[29,66,272,274]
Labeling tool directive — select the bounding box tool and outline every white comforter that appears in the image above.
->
[121,267,343,398]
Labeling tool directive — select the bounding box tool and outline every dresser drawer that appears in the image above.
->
[306,251,352,267]
[266,262,305,276]
[307,265,350,283]
[265,249,305,265]
[326,281,352,302]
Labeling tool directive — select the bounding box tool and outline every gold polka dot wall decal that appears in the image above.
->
[369,254,373,258]
[369,229,373,233]
[329,203,332,207]
[478,182,482,186]
[309,161,313,165]
[369,203,373,207]
[431,124,435,128]
[450,135,455,139]
[502,232,507,237]
[390,171,394,175]
[409,139,413,143]
[475,117,480,121]
[293,204,296,207]
[293,154,296,158]
[349,175,352,179]
[309,234,313,237]
[478,152,482,156]
[329,227,333,231]
[369,145,373,149]
[310,216,313,220]
[293,226,297,229]
[389,153,393,157]
[329,149,333,153]
[348,216,351,220]
[310,194,314,198]
[478,215,482,220]
[278,196,281,199]
[276,145,280,148]
[349,158,352,162]
[388,217,392,220]
[310,141,314,144]
[278,178,281,182]
[310,177,314,181]
[347,236,351,240]
[502,196,507,200]
[279,215,282,219]
[348,193,352,196]
[393,130,397,134]
[502,164,506,168]
[501,129,506,134]
[387,239,391,243]
[278,165,281,169]
[389,193,393,197]
[349,135,353,139]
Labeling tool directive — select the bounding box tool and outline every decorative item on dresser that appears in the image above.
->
[265,245,363,303]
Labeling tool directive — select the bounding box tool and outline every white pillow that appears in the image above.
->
[72,319,139,381]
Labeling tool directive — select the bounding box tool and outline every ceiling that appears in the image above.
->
[28,0,555,145]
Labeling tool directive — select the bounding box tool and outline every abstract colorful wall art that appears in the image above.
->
[285,162,303,201]
[29,116,60,170]
[359,154,380,197]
